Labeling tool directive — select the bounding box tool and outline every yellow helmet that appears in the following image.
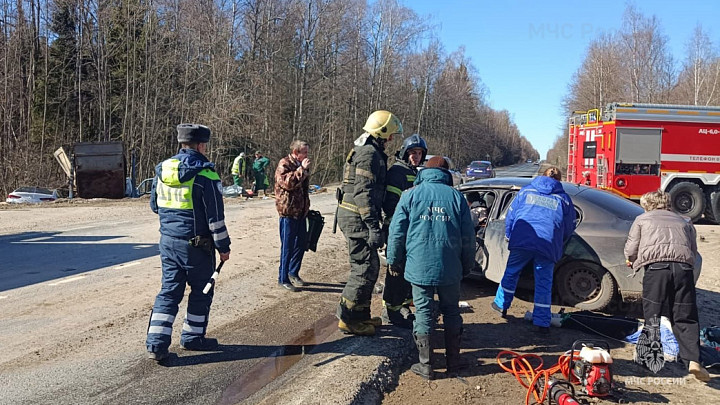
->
[363,110,403,139]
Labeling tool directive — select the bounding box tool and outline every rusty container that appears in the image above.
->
[73,141,126,199]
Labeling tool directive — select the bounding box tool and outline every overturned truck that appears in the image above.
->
[54,141,126,199]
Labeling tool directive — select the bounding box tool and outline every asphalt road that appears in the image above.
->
[0,194,410,405]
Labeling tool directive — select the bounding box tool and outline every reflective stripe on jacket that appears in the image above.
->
[339,135,387,228]
[150,149,231,253]
[382,160,417,224]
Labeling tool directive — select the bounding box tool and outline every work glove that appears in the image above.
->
[368,227,384,250]
[388,263,404,277]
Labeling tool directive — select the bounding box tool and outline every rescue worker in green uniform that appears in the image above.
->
[381,134,427,328]
[336,110,403,336]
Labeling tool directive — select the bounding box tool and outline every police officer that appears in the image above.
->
[381,134,427,328]
[146,124,231,362]
[336,110,403,336]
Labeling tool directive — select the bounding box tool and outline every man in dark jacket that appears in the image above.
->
[387,156,476,380]
[274,140,311,292]
[492,166,575,334]
[381,134,427,328]
[146,124,231,362]
[336,110,403,336]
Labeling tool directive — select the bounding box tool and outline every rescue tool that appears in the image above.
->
[203,261,224,294]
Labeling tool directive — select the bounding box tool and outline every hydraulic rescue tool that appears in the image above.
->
[497,339,613,405]
[203,261,224,294]
[568,340,613,397]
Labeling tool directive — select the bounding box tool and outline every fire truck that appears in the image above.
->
[567,102,720,223]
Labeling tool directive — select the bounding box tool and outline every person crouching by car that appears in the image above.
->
[274,140,311,292]
[386,156,476,380]
[624,189,710,382]
[491,166,576,335]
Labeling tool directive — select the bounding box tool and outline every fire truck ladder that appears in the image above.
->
[604,102,720,123]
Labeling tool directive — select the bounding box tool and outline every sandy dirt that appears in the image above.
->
[1,193,719,404]
[383,225,720,405]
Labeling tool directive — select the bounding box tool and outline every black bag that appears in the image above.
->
[306,210,325,252]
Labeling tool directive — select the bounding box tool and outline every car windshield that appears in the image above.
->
[574,187,644,221]
[470,162,490,169]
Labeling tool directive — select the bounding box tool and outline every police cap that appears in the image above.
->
[177,123,211,143]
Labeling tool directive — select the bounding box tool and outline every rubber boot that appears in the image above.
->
[363,317,383,327]
[411,334,433,380]
[444,328,468,373]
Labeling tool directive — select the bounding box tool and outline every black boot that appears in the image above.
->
[445,327,468,374]
[411,334,433,380]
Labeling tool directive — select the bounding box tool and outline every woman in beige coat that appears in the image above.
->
[624,189,710,382]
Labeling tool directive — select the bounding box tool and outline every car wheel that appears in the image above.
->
[555,261,616,311]
[668,181,705,223]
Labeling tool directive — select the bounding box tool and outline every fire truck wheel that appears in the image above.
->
[555,261,616,311]
[668,182,705,223]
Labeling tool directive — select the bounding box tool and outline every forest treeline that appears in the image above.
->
[546,5,720,173]
[0,0,538,196]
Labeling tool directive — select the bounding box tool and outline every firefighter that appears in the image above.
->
[336,110,403,336]
[381,134,427,328]
[231,152,247,187]
[145,124,231,362]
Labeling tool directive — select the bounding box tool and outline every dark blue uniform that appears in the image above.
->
[146,148,231,353]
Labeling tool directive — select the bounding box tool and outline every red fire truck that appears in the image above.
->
[567,102,720,223]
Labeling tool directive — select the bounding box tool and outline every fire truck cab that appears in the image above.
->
[567,102,720,223]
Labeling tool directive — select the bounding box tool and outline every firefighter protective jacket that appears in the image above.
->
[150,148,231,254]
[339,135,388,230]
[383,160,417,223]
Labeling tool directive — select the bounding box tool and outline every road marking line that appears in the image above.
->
[48,276,86,286]
[115,261,142,270]
[21,236,53,242]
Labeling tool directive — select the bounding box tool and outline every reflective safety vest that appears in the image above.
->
[232,155,246,176]
[156,159,220,210]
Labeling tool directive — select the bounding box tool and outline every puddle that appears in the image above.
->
[218,313,338,404]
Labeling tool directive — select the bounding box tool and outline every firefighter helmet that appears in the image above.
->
[363,110,403,139]
[398,134,428,163]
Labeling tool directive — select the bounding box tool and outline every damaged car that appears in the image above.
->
[460,177,702,311]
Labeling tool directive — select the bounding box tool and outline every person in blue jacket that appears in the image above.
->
[145,124,232,362]
[491,166,575,334]
[386,156,475,380]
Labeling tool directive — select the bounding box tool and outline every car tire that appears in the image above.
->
[668,181,705,223]
[555,261,616,311]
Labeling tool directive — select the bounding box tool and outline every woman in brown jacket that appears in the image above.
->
[274,140,311,292]
[624,189,710,382]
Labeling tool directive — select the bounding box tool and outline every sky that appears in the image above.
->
[407,0,720,158]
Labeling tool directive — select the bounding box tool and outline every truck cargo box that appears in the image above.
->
[73,141,126,199]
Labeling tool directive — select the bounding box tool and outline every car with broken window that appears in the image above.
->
[420,155,463,187]
[460,177,702,311]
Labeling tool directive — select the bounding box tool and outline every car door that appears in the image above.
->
[482,189,517,283]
